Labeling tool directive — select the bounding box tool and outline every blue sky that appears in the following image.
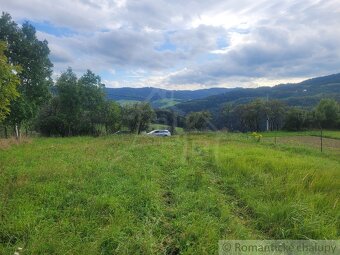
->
[1,0,340,89]
[23,20,77,37]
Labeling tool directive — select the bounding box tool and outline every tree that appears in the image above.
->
[36,68,118,137]
[102,101,122,134]
[35,97,66,137]
[54,68,106,136]
[78,70,105,111]
[220,103,233,130]
[56,68,80,136]
[265,100,286,131]
[283,107,307,131]
[233,100,266,132]
[0,41,20,122]
[77,70,106,134]
[122,102,155,134]
[185,111,212,131]
[5,97,33,138]
[0,13,53,135]
[315,98,340,129]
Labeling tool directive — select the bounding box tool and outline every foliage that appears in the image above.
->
[0,41,20,122]
[265,99,286,130]
[251,132,263,142]
[55,68,80,135]
[283,108,309,131]
[102,101,122,133]
[35,68,110,136]
[122,102,155,134]
[234,99,266,132]
[315,98,340,129]
[4,96,34,127]
[0,12,53,132]
[185,111,212,130]
[217,98,339,133]
[35,97,66,136]
[219,99,286,132]
[220,103,233,130]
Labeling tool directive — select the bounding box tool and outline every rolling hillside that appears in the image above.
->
[105,73,340,111]
[173,73,340,114]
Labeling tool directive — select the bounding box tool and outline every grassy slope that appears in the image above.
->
[152,99,181,108]
[116,99,140,105]
[0,134,339,254]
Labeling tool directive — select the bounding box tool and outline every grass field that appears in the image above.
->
[116,99,140,106]
[261,130,340,139]
[152,99,181,109]
[260,131,340,153]
[0,133,339,254]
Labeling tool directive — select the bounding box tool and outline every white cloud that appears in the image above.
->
[1,0,340,89]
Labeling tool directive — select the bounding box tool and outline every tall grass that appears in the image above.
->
[261,130,340,139]
[0,133,339,254]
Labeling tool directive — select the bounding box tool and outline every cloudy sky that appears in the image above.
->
[1,0,340,89]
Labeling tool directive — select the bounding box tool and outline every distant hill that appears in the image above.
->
[105,87,231,108]
[173,73,340,114]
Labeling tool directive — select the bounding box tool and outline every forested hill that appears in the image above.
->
[105,87,230,108]
[173,73,340,114]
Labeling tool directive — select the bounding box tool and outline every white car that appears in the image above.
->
[147,130,171,137]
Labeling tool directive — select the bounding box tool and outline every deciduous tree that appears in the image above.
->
[0,13,53,135]
[315,98,340,129]
[0,41,20,122]
[122,102,155,134]
[185,111,212,131]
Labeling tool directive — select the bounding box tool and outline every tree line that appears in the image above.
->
[157,98,340,132]
[216,98,340,132]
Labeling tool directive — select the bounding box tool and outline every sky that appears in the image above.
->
[1,0,340,89]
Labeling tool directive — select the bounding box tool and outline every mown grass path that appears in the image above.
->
[0,134,339,254]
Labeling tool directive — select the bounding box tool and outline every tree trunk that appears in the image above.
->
[4,126,8,139]
[15,124,20,140]
[137,122,142,134]
[266,116,269,131]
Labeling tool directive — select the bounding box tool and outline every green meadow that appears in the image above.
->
[0,133,339,254]
[261,130,340,140]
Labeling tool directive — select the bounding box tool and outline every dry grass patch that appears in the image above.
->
[0,137,32,150]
